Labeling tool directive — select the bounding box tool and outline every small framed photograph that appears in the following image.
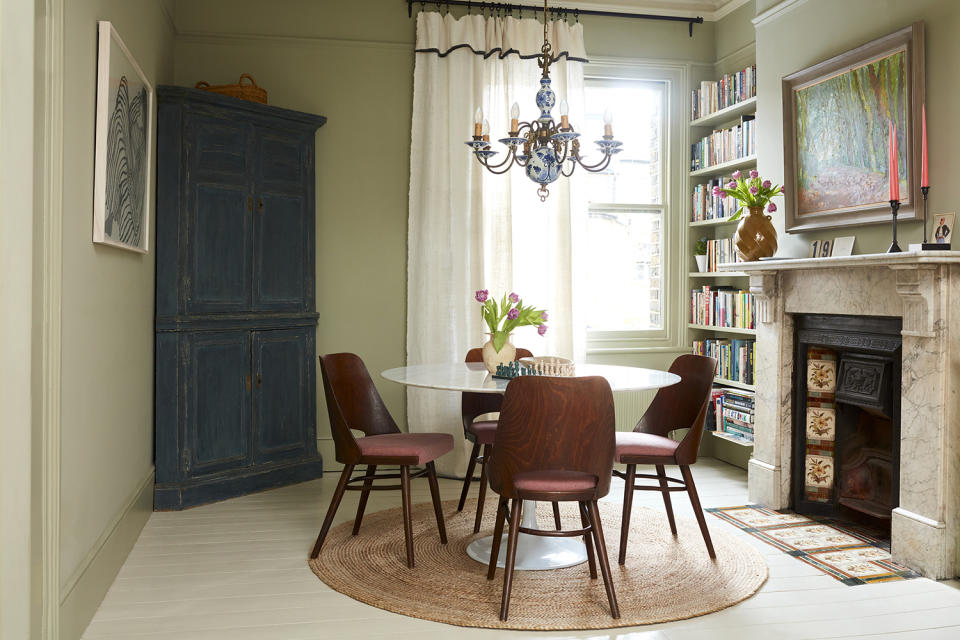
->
[832,236,855,256]
[932,213,955,246]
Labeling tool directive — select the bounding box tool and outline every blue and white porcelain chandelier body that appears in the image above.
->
[466,0,623,201]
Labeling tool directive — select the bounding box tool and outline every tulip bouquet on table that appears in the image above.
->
[475,289,548,353]
[713,169,784,221]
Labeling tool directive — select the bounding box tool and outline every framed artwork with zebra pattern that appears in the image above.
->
[93,21,153,253]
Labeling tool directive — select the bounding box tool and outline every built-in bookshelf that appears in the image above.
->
[688,61,758,462]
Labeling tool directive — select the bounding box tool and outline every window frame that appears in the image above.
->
[582,59,688,354]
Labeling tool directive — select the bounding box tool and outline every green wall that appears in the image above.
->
[756,0,960,256]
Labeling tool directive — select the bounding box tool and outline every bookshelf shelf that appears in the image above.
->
[689,96,757,128]
[689,216,740,227]
[688,323,756,336]
[689,271,749,278]
[709,430,754,447]
[690,154,757,178]
[714,377,756,391]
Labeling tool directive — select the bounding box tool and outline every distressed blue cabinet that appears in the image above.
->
[155,87,325,509]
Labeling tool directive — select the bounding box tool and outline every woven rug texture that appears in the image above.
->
[308,498,768,630]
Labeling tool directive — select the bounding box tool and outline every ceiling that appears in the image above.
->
[549,0,753,21]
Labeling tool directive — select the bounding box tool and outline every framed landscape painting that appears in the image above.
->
[93,21,154,252]
[782,23,924,232]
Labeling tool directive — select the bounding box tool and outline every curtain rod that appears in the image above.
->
[406,1,705,37]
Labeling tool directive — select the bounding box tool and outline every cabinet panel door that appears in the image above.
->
[253,130,311,311]
[186,184,253,312]
[185,331,252,476]
[252,329,314,463]
[186,113,251,184]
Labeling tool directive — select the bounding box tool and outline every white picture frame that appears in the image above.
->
[93,21,154,253]
[832,236,856,256]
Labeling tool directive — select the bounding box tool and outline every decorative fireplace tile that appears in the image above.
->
[805,407,836,440]
[707,505,921,585]
[805,454,834,488]
[807,359,837,393]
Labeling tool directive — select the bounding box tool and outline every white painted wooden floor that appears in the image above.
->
[83,458,960,639]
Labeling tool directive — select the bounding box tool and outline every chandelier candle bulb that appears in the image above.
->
[603,108,613,138]
[559,99,569,129]
[510,102,520,134]
[474,107,483,137]
[481,118,490,142]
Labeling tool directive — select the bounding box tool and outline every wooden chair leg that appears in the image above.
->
[310,464,354,559]
[552,501,562,530]
[487,496,508,580]
[500,498,523,621]
[474,444,491,533]
[400,465,415,568]
[426,461,447,544]
[458,441,480,512]
[579,501,597,579]
[588,499,620,619]
[657,464,678,535]
[618,463,636,565]
[680,465,716,559]
[351,464,377,536]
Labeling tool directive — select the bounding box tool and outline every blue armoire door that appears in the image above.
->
[252,328,315,463]
[184,330,252,477]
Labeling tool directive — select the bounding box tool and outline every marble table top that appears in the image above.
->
[381,362,680,394]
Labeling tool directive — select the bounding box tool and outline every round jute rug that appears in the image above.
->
[308,498,767,630]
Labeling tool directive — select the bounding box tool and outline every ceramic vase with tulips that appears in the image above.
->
[475,289,548,373]
[713,169,783,262]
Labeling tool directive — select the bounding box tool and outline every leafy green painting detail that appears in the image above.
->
[795,49,908,215]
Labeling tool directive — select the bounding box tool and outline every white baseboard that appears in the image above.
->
[60,468,154,640]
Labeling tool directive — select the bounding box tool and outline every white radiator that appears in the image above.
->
[613,389,656,432]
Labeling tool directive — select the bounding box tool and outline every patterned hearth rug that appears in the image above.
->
[707,505,921,585]
[309,499,768,630]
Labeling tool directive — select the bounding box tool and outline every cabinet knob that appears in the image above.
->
[257,372,262,387]
[245,374,252,391]
[258,197,264,212]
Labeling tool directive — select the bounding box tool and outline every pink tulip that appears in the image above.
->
[727,181,737,189]
[731,170,741,179]
[762,180,772,189]
[537,324,548,336]
[475,289,489,303]
[767,202,777,213]
[749,170,759,178]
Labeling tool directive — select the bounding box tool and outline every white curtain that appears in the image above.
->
[407,11,589,475]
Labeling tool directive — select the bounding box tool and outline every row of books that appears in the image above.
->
[691,175,739,222]
[708,388,755,442]
[690,285,756,329]
[690,116,756,172]
[693,338,755,385]
[691,65,757,121]
[702,237,743,272]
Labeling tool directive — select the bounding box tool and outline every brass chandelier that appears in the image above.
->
[465,0,623,201]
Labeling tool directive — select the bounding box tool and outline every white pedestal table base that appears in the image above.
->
[465,500,588,570]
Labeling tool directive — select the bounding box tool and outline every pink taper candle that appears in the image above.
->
[889,121,900,201]
[921,104,929,187]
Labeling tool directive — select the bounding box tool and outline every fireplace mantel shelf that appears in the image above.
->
[719,250,960,272]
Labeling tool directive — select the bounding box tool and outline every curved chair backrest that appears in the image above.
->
[635,354,717,465]
[487,376,616,500]
[460,347,533,436]
[319,353,400,465]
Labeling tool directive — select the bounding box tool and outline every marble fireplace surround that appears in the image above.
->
[725,253,960,579]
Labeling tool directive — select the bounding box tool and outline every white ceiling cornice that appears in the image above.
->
[547,0,752,22]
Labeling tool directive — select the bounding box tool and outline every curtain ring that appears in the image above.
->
[575,9,580,23]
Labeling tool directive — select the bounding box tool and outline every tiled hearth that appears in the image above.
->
[729,253,960,579]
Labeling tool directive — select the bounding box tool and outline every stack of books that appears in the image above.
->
[693,338,755,385]
[690,285,756,329]
[691,65,757,121]
[690,175,739,222]
[703,237,743,272]
[690,115,756,172]
[713,388,755,443]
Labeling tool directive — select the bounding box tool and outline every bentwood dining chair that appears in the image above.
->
[613,354,717,564]
[310,353,454,568]
[486,376,619,621]
[457,347,544,534]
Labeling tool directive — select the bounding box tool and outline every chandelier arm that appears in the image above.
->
[476,147,517,171]
[561,159,577,177]
[476,153,518,175]
[574,152,613,172]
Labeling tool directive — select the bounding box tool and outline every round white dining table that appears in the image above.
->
[381,362,680,571]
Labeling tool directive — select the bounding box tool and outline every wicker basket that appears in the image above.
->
[194,74,267,104]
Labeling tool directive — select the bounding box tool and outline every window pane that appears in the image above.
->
[582,82,663,205]
[584,208,662,331]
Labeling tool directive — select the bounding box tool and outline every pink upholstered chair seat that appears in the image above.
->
[615,432,679,463]
[513,470,597,497]
[357,433,454,465]
[467,419,498,445]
